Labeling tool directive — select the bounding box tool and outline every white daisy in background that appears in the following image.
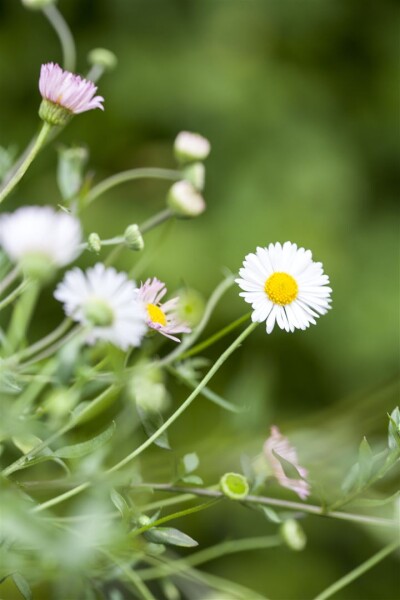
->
[137,277,191,342]
[236,242,332,333]
[54,263,146,350]
[264,426,310,500]
[0,205,82,278]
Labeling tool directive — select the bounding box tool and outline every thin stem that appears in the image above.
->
[6,280,40,353]
[16,326,82,369]
[107,321,258,474]
[0,122,53,204]
[138,484,397,528]
[30,322,258,512]
[84,168,181,208]
[157,274,236,367]
[0,279,29,312]
[313,540,399,600]
[14,318,73,362]
[140,208,173,234]
[0,266,20,296]
[42,5,76,72]
[138,535,282,581]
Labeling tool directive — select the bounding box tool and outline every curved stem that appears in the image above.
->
[42,5,76,72]
[0,266,21,297]
[0,122,52,204]
[313,540,399,600]
[0,279,29,312]
[6,280,40,354]
[14,318,73,363]
[84,168,182,208]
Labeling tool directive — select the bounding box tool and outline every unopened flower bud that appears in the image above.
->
[183,162,205,191]
[281,519,307,551]
[220,472,249,500]
[124,224,144,251]
[87,48,118,72]
[167,181,206,219]
[39,99,71,126]
[174,131,211,164]
[88,232,101,253]
[22,0,55,9]
[138,515,152,527]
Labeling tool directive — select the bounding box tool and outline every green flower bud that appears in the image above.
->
[87,48,118,71]
[174,131,211,164]
[220,472,249,500]
[21,0,55,9]
[183,162,205,191]
[167,180,206,219]
[39,99,72,126]
[124,224,144,251]
[84,298,114,327]
[138,515,152,527]
[281,519,307,551]
[88,232,102,253]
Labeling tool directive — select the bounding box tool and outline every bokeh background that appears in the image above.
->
[0,0,399,598]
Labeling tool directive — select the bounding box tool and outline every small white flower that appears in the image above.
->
[0,205,82,267]
[39,62,104,114]
[236,242,332,333]
[54,263,147,350]
[137,277,191,342]
[264,426,310,500]
[174,131,211,163]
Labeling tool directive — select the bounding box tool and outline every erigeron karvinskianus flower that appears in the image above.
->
[174,131,211,164]
[236,242,332,333]
[54,263,146,350]
[39,62,104,126]
[138,277,191,342]
[0,205,82,281]
[263,426,310,500]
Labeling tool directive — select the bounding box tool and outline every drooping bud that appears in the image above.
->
[174,131,211,164]
[87,232,101,253]
[220,472,249,500]
[21,0,55,9]
[124,224,144,251]
[87,48,118,72]
[183,162,205,191]
[280,519,307,551]
[167,180,206,219]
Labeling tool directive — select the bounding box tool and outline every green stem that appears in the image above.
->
[42,5,76,72]
[14,318,73,363]
[157,274,236,367]
[138,535,281,581]
[30,322,258,512]
[0,279,29,312]
[136,484,397,528]
[313,540,399,600]
[140,208,174,233]
[17,326,82,369]
[0,122,52,204]
[0,266,20,296]
[6,280,40,353]
[84,168,181,208]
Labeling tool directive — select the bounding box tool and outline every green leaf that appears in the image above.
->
[136,404,170,450]
[341,463,359,494]
[358,437,373,485]
[180,474,203,485]
[272,450,303,480]
[110,489,130,520]
[55,421,116,459]
[388,407,400,450]
[182,452,199,473]
[143,527,198,547]
[57,145,88,200]
[261,506,282,524]
[12,573,32,600]
[353,491,400,508]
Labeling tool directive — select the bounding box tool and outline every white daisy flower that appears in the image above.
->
[236,242,332,333]
[0,205,82,271]
[54,263,147,350]
[263,426,310,500]
[137,277,191,343]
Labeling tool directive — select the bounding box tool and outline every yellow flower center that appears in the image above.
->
[147,303,167,326]
[264,272,298,305]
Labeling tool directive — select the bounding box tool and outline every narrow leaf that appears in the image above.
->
[110,489,130,520]
[272,450,302,480]
[358,437,373,484]
[136,404,170,450]
[388,407,400,450]
[12,573,32,600]
[143,527,198,547]
[261,506,282,524]
[55,421,115,458]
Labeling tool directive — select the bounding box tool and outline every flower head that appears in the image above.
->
[174,131,211,163]
[0,206,82,278]
[167,180,206,218]
[236,242,332,333]
[54,263,146,350]
[138,278,191,342]
[39,63,104,124]
[263,426,310,500]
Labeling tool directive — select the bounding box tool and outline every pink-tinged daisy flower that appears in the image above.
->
[236,242,332,333]
[54,264,146,351]
[138,278,191,342]
[263,426,310,500]
[38,63,104,125]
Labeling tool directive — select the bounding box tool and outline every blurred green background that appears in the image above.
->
[0,0,399,598]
